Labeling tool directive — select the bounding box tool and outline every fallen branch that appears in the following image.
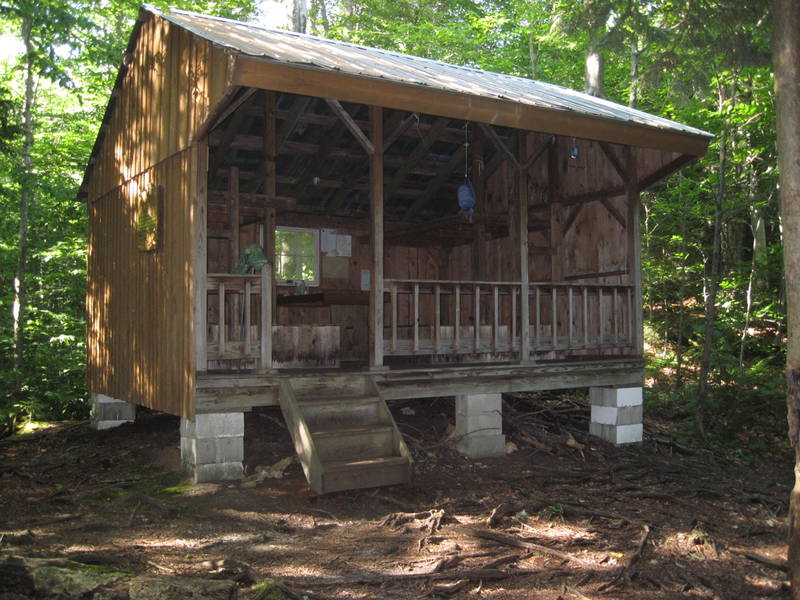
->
[382,509,447,534]
[293,566,545,586]
[381,510,436,528]
[730,548,788,573]
[471,529,591,567]
[597,524,650,592]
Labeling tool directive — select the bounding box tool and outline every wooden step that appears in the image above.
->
[279,375,413,494]
[321,456,411,493]
[299,395,384,431]
[290,374,373,399]
[313,425,394,461]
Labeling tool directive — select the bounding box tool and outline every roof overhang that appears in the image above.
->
[233,56,711,157]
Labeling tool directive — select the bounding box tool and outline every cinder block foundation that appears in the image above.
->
[455,393,506,459]
[180,412,244,483]
[91,393,136,430]
[589,387,643,445]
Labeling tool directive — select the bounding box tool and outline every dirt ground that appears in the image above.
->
[0,392,792,599]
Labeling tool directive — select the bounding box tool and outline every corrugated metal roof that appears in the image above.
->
[148,5,712,141]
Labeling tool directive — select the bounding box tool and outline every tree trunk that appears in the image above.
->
[629,37,639,108]
[12,14,35,396]
[310,0,329,34]
[292,0,308,33]
[584,46,604,97]
[740,173,766,369]
[696,86,728,434]
[772,0,800,593]
[529,31,539,79]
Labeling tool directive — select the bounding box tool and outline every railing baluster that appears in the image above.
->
[511,286,517,351]
[627,288,633,344]
[583,287,589,348]
[260,266,272,371]
[493,285,499,352]
[434,285,441,354]
[218,281,226,357]
[568,287,573,348]
[535,286,541,350]
[391,283,398,354]
[613,288,619,345]
[474,284,480,353]
[551,286,558,349]
[598,287,604,346]
[413,283,419,354]
[244,280,252,355]
[454,284,461,353]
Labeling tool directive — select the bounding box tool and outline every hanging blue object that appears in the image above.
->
[457,180,476,215]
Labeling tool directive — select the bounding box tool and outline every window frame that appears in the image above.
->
[274,226,320,287]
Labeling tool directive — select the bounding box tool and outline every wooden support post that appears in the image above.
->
[548,140,563,282]
[229,166,240,271]
[626,148,643,354]
[519,134,531,362]
[369,106,385,369]
[263,92,278,326]
[192,139,208,374]
[259,265,273,371]
[613,287,619,345]
[493,285,499,352]
[472,125,486,280]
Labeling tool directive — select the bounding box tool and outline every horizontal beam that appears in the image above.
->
[234,57,710,156]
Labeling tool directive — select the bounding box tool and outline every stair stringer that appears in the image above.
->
[368,377,414,484]
[278,379,324,492]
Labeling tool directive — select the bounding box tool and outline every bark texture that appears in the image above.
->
[12,13,35,388]
[773,0,800,594]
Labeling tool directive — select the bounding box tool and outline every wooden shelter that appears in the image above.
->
[81,6,711,492]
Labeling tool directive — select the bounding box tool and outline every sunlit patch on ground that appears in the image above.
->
[0,403,791,599]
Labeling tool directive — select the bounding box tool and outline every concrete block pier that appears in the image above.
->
[180,412,244,482]
[455,393,506,458]
[589,387,644,445]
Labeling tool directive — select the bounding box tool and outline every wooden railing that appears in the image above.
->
[383,279,634,358]
[529,283,634,352]
[205,266,272,370]
[384,279,522,356]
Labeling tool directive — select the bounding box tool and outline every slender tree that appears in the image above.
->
[773,0,800,592]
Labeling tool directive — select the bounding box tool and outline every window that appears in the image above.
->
[274,227,319,285]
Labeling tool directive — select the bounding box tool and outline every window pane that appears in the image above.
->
[275,229,317,282]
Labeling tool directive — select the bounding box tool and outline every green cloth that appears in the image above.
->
[233,244,269,274]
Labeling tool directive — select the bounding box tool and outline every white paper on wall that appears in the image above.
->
[336,234,352,257]
[360,269,370,291]
[321,229,337,254]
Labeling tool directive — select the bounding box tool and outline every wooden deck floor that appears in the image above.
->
[194,357,643,414]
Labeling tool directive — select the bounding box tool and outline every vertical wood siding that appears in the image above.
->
[86,13,232,417]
